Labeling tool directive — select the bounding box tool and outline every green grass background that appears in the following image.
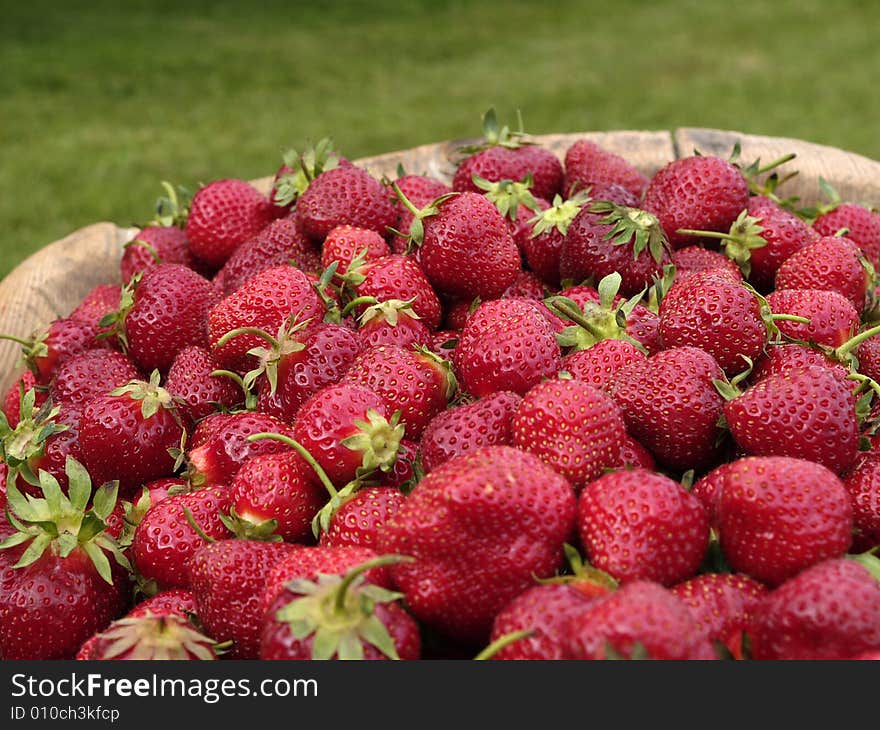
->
[3,0,879,279]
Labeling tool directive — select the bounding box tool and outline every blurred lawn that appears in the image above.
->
[2,0,880,279]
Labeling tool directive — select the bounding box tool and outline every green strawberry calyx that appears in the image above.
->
[472,175,541,221]
[273,138,341,208]
[274,554,414,660]
[94,613,218,661]
[536,542,619,594]
[0,388,68,487]
[358,298,421,329]
[97,274,140,353]
[728,142,799,207]
[458,107,533,153]
[340,408,406,477]
[529,190,593,238]
[388,182,458,251]
[589,201,669,265]
[148,181,192,228]
[0,456,130,585]
[111,369,177,421]
[676,209,768,280]
[0,327,55,378]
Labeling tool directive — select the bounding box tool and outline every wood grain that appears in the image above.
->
[1,127,878,392]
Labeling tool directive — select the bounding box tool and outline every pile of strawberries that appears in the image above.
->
[2,110,880,661]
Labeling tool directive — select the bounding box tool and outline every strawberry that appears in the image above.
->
[606,346,726,472]
[562,339,647,390]
[357,299,432,350]
[854,332,880,382]
[187,412,295,487]
[671,572,767,656]
[297,165,396,244]
[713,456,852,585]
[164,345,241,423]
[269,138,350,215]
[346,254,442,331]
[129,588,198,618]
[842,455,880,551]
[390,174,453,248]
[559,201,671,298]
[774,235,870,311]
[720,365,859,474]
[521,191,594,287]
[377,445,576,644]
[658,272,767,375]
[78,372,186,495]
[319,487,407,550]
[512,378,625,489]
[49,349,142,410]
[78,613,218,661]
[130,485,233,590]
[747,556,880,659]
[217,216,321,295]
[405,191,521,300]
[765,288,859,348]
[1,370,42,427]
[487,583,598,660]
[261,554,420,660]
[614,434,657,470]
[322,225,391,276]
[70,283,123,329]
[670,245,743,284]
[562,580,713,659]
[419,390,521,473]
[293,382,404,487]
[501,270,546,301]
[453,298,561,398]
[189,539,296,659]
[120,225,197,284]
[813,200,880,266]
[578,468,709,585]
[643,154,749,249]
[563,139,649,199]
[230,450,327,543]
[750,342,850,385]
[185,178,274,268]
[122,263,223,373]
[0,458,130,659]
[342,344,455,439]
[208,264,324,371]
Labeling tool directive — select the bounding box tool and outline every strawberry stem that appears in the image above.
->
[835,322,880,359]
[214,327,280,351]
[341,296,378,318]
[754,153,797,176]
[769,313,812,325]
[182,507,216,544]
[247,432,338,498]
[332,554,413,614]
[473,629,535,660]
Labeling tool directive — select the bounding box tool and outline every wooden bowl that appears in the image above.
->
[1,126,879,392]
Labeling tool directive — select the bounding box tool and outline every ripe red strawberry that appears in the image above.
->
[231,450,327,543]
[78,372,186,495]
[512,378,625,489]
[269,138,351,215]
[0,458,130,659]
[342,344,455,439]
[254,321,363,423]
[131,485,233,590]
[413,192,521,300]
[378,445,576,644]
[559,202,671,297]
[643,155,749,249]
[766,288,859,348]
[606,346,726,472]
[562,339,647,390]
[129,588,198,618]
[774,235,869,311]
[842,455,880,551]
[714,456,852,585]
[748,557,880,659]
[390,174,453,248]
[121,225,197,284]
[419,390,521,473]
[321,225,390,276]
[722,365,859,474]
[78,613,218,661]
[293,381,404,487]
[854,332,880,382]
[208,264,324,370]
[670,245,743,285]
[563,139,649,199]
[578,468,709,585]
[501,270,546,301]
[187,411,295,487]
[185,178,274,268]
[261,554,421,660]
[562,580,713,659]
[347,254,442,331]
[318,487,407,550]
[49,349,142,411]
[671,572,767,656]
[217,216,321,295]
[164,345,240,422]
[453,298,561,398]
[297,165,396,243]
[189,539,296,659]
[750,342,850,385]
[123,263,223,373]
[70,283,123,328]
[813,201,880,266]
[454,144,563,202]
[658,272,766,375]
[357,299,432,350]
[443,299,474,331]
[614,434,657,470]
[2,370,42,427]
[487,583,598,660]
